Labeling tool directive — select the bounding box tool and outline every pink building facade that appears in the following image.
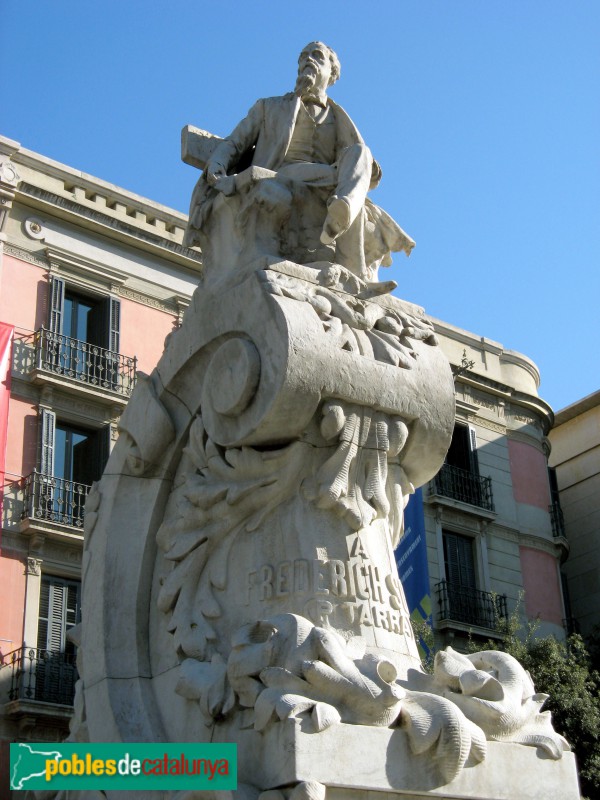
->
[0,136,201,782]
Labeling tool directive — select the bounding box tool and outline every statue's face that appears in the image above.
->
[297,43,332,94]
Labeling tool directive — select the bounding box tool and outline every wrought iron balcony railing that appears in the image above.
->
[432,463,495,512]
[6,646,77,707]
[549,501,567,538]
[22,471,90,529]
[33,327,136,397]
[436,579,507,630]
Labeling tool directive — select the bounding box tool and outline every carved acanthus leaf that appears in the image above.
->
[156,417,310,664]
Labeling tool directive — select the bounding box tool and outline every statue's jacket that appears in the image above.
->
[210,92,367,172]
[186,93,376,238]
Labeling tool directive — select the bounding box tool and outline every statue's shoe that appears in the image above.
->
[320,196,351,244]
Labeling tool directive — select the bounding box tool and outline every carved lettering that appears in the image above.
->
[312,559,330,595]
[258,565,274,601]
[294,559,309,594]
[245,555,413,639]
[275,561,291,597]
[329,559,347,596]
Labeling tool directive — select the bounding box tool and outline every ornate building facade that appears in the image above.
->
[0,135,569,788]
[0,135,201,787]
[411,318,568,653]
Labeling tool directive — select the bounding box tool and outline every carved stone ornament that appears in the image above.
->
[26,556,42,576]
[24,216,45,240]
[63,41,578,800]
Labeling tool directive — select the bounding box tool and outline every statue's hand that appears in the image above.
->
[206,163,227,187]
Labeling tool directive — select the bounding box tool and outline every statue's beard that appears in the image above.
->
[295,70,317,95]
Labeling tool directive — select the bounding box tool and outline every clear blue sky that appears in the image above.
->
[2,1,598,413]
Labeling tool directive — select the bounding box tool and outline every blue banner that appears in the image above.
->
[395,488,432,657]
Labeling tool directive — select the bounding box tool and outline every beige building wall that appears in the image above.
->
[549,391,600,636]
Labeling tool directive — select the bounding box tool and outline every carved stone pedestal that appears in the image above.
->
[223,720,580,800]
[67,258,579,800]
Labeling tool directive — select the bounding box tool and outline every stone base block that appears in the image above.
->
[229,720,580,800]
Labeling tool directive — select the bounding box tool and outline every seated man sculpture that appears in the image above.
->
[183,42,414,284]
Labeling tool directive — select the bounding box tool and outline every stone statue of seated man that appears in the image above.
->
[183,42,414,284]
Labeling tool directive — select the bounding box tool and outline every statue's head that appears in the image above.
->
[296,42,341,93]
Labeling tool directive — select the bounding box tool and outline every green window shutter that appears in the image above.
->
[39,408,56,477]
[48,276,65,333]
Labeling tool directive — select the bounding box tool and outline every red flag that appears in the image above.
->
[0,323,14,536]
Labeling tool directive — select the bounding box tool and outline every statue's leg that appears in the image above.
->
[239,178,293,263]
[333,207,369,280]
[321,144,373,245]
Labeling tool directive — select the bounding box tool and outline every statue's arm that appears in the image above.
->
[205,99,263,185]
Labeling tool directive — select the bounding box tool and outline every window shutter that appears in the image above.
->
[40,409,56,477]
[47,582,67,652]
[65,582,81,647]
[468,425,480,475]
[48,277,65,333]
[108,298,120,353]
[444,532,476,588]
[444,533,461,586]
[37,577,81,653]
[37,580,50,651]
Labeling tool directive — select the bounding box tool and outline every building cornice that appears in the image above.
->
[553,389,600,426]
[16,181,202,273]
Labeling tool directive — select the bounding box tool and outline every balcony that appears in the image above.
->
[436,579,507,631]
[5,646,77,707]
[549,501,567,538]
[431,464,495,512]
[21,471,90,531]
[30,327,136,400]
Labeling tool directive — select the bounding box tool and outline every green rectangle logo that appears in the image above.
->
[10,742,237,791]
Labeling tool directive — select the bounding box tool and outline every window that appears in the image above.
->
[37,576,81,655]
[437,530,505,628]
[49,277,121,353]
[40,276,129,393]
[440,530,478,623]
[54,422,105,488]
[34,576,80,704]
[32,409,110,527]
[432,424,494,511]
[446,423,479,474]
[443,531,477,591]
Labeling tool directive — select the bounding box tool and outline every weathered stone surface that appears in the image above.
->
[66,40,578,800]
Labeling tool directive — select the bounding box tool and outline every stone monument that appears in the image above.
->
[63,42,578,800]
